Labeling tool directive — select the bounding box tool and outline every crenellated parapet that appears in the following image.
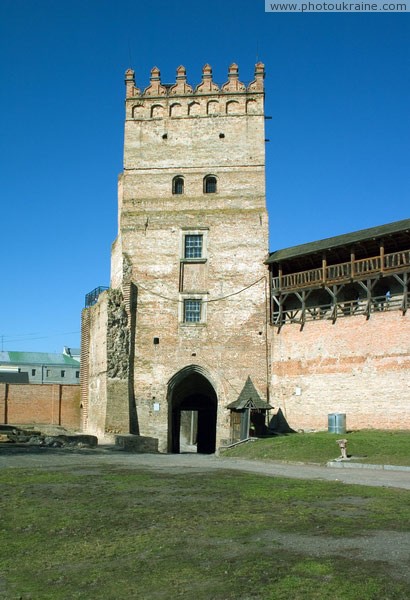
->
[125,63,265,120]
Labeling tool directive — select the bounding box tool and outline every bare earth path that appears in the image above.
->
[0,444,409,490]
[1,444,410,590]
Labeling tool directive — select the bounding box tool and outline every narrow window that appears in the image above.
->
[61,370,65,378]
[173,176,184,195]
[31,369,36,376]
[184,299,202,323]
[204,175,217,194]
[76,371,80,378]
[184,234,203,259]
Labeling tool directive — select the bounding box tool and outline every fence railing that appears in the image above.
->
[271,292,407,326]
[272,248,410,292]
[84,286,109,308]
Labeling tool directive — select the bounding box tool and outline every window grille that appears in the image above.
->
[184,299,202,322]
[184,234,203,259]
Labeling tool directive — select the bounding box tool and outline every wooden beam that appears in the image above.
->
[402,272,408,315]
[350,247,355,279]
[278,264,283,291]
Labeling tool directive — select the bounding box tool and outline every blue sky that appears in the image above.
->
[0,0,409,352]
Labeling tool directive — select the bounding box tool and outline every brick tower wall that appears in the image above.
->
[108,63,270,450]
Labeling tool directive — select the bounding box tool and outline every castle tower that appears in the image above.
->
[82,63,269,452]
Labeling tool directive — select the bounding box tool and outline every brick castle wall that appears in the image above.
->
[0,383,81,429]
[270,310,410,431]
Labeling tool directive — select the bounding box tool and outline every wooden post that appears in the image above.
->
[403,272,408,314]
[4,383,8,424]
[380,239,385,272]
[322,254,327,284]
[350,247,355,279]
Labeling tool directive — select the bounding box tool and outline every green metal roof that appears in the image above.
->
[0,351,80,366]
[227,376,272,411]
[266,218,410,264]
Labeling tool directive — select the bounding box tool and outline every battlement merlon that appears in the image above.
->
[124,64,265,119]
[125,63,265,99]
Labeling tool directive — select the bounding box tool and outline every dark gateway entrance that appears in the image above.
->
[167,366,217,454]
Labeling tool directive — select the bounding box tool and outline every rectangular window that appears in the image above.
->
[76,371,80,378]
[184,299,202,322]
[61,370,65,378]
[31,369,36,376]
[184,234,203,259]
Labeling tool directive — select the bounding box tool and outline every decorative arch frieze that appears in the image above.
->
[151,104,164,118]
[188,101,201,116]
[132,104,145,119]
[207,100,219,115]
[170,102,183,117]
[226,100,241,115]
[246,99,258,114]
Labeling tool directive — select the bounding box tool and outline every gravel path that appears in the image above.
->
[1,444,409,490]
[1,444,410,585]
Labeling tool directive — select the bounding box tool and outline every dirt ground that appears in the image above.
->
[1,443,410,597]
[1,442,409,489]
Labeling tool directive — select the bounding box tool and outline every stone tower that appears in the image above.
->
[82,63,269,452]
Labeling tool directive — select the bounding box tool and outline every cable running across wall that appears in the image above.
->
[135,276,266,304]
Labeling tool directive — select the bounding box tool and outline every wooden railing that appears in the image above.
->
[272,249,410,292]
[271,292,408,326]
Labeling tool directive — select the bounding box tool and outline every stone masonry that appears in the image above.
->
[81,62,410,449]
[82,63,270,450]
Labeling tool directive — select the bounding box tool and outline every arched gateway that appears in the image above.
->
[167,366,217,454]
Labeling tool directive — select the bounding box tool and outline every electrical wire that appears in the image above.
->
[135,276,266,304]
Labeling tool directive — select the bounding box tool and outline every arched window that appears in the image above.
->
[204,175,217,194]
[173,176,184,195]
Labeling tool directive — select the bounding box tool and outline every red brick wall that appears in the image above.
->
[270,311,410,431]
[0,383,81,430]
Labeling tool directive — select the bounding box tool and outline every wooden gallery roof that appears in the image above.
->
[266,218,410,273]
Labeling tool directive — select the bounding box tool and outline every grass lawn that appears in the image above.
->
[222,430,410,466]
[0,460,409,599]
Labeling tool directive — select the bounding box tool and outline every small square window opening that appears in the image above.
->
[184,299,202,322]
[184,234,203,259]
